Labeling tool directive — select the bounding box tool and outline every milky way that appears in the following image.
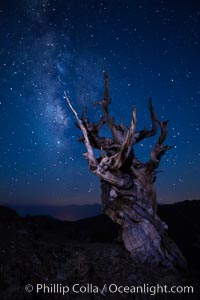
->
[0,0,200,206]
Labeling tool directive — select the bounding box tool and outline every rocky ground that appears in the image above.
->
[0,201,200,300]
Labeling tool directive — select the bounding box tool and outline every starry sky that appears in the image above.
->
[0,0,200,207]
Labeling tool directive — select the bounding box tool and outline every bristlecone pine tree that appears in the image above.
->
[65,71,187,269]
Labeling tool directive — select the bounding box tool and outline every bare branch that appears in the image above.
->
[103,69,110,103]
[145,119,172,174]
[98,71,127,144]
[107,107,137,170]
[132,98,158,145]
[147,98,158,137]
[77,113,119,155]
[64,91,97,168]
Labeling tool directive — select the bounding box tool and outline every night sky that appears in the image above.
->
[0,0,200,207]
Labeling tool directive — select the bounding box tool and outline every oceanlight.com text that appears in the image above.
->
[25,282,194,296]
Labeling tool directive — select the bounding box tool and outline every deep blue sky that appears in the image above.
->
[0,0,200,206]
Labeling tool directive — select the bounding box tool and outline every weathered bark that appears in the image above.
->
[101,180,186,268]
[64,71,187,269]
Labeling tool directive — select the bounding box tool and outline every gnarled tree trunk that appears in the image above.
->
[101,180,186,268]
[64,72,187,269]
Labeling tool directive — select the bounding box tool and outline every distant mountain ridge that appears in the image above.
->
[7,199,200,221]
[8,203,102,221]
[0,199,200,267]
